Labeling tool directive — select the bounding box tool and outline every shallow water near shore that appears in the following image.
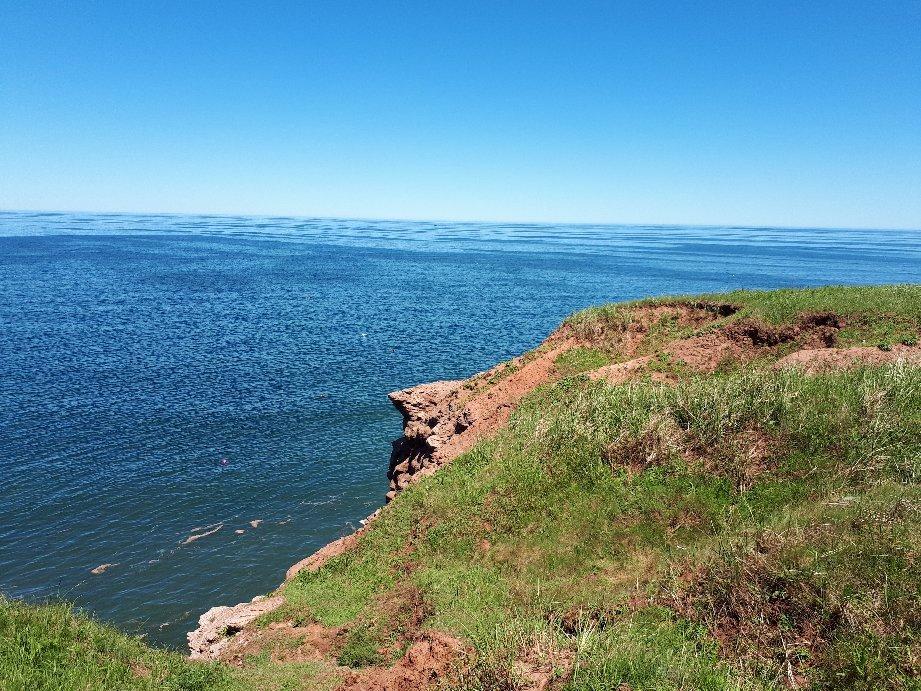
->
[1,211,918,647]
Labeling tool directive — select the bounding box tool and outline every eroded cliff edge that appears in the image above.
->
[385,331,576,501]
[188,329,576,660]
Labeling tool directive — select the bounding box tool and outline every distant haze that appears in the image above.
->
[1,2,920,229]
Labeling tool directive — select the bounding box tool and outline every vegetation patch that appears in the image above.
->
[673,486,920,689]
[0,597,231,691]
[553,346,611,377]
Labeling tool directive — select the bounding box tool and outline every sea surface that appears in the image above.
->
[1,211,918,647]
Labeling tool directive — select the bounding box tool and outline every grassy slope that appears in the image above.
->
[2,285,919,690]
[0,596,343,691]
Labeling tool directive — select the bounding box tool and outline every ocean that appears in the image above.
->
[0,211,918,647]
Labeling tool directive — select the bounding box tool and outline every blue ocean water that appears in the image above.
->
[0,211,918,648]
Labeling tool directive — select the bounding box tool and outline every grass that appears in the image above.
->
[0,596,230,691]
[337,624,384,668]
[565,284,921,349]
[554,346,611,377]
[675,483,920,689]
[0,597,342,690]
[3,285,919,690]
[274,361,919,688]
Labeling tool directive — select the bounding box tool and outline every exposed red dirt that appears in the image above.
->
[513,646,574,691]
[595,313,855,380]
[664,317,805,373]
[666,331,746,372]
[218,620,341,666]
[589,355,653,384]
[336,632,466,691]
[774,344,921,373]
[386,334,578,498]
[580,303,737,357]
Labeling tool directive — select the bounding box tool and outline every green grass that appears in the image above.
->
[0,597,342,691]
[564,608,751,691]
[566,284,921,349]
[554,346,611,377]
[677,482,920,689]
[337,624,384,668]
[4,285,919,690]
[0,596,230,691]
[279,356,920,687]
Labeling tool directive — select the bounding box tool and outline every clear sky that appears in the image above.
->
[1,1,919,228]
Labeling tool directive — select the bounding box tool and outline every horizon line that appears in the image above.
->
[1,206,919,234]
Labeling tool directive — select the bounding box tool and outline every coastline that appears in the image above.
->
[188,325,578,658]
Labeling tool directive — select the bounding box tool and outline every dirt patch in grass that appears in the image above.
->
[218,620,342,667]
[665,332,748,373]
[774,344,921,374]
[446,643,574,691]
[658,314,850,374]
[590,312,856,381]
[376,584,434,658]
[129,661,151,678]
[574,302,739,357]
[664,317,803,373]
[797,311,846,330]
[450,660,524,691]
[604,415,782,492]
[331,582,435,668]
[336,631,466,691]
[555,606,617,637]
[512,644,574,691]
[688,427,786,491]
[603,415,683,476]
[589,355,654,385]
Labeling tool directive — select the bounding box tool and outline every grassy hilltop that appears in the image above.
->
[2,285,919,690]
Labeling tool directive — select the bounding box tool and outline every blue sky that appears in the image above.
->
[1,1,919,227]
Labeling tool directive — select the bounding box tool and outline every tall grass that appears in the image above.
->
[275,361,920,688]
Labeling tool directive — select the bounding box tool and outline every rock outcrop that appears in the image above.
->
[188,595,284,660]
[386,380,467,501]
[385,334,575,500]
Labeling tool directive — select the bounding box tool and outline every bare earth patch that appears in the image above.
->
[336,632,466,691]
[774,344,920,373]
